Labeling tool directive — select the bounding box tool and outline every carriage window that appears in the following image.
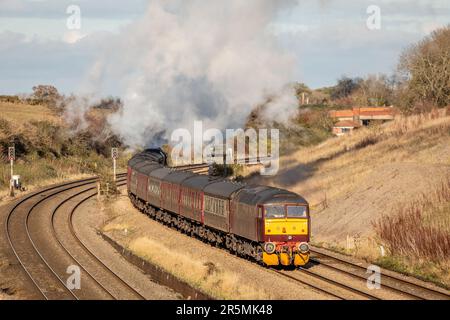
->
[149,180,160,196]
[265,206,285,218]
[204,196,226,217]
[287,206,307,218]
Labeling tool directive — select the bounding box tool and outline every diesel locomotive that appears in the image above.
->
[127,149,310,267]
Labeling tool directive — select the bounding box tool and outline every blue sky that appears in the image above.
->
[0,0,449,95]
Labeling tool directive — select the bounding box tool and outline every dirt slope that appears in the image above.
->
[248,110,450,253]
[312,162,449,246]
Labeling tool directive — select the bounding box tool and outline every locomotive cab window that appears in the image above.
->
[287,206,307,218]
[265,205,285,219]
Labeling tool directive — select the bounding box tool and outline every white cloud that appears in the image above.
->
[62,30,86,44]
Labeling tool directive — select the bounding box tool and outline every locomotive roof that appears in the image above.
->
[181,175,220,190]
[149,167,172,179]
[128,151,308,204]
[129,156,152,168]
[136,163,163,175]
[132,161,153,171]
[128,149,166,167]
[203,180,245,198]
[163,171,196,184]
[235,185,308,205]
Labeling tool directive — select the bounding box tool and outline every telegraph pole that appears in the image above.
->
[223,147,233,178]
[8,146,15,197]
[223,151,227,177]
[111,148,118,182]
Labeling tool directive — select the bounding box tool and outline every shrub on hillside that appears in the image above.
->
[373,177,450,262]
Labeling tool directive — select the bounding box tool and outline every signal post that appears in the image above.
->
[112,148,118,182]
[8,147,15,197]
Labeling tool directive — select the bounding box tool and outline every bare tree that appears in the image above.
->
[32,85,61,107]
[353,74,394,107]
[331,76,363,100]
[397,25,450,111]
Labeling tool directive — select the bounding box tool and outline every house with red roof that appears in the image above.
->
[329,106,396,136]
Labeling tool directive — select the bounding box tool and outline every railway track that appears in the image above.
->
[4,169,448,300]
[3,174,151,300]
[171,157,272,171]
[272,268,381,300]
[309,247,450,300]
[270,248,449,300]
[272,258,449,300]
[64,178,145,299]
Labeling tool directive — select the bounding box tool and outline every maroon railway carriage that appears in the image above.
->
[202,181,244,233]
[127,149,311,267]
[179,175,212,223]
[147,167,171,208]
[160,171,195,215]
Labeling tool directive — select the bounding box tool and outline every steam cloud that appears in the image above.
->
[79,0,300,148]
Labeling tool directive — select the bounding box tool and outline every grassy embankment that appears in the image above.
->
[373,175,450,286]
[0,101,128,202]
[249,108,450,287]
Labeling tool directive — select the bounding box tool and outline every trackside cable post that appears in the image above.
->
[8,146,15,197]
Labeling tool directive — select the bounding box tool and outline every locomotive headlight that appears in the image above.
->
[264,242,276,254]
[298,242,310,254]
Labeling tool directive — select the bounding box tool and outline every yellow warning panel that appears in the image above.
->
[262,253,279,266]
[265,219,308,236]
[294,253,310,266]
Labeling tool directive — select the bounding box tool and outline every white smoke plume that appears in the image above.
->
[81,0,300,148]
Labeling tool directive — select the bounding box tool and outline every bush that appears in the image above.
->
[373,177,450,262]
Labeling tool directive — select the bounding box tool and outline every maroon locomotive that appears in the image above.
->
[127,149,310,267]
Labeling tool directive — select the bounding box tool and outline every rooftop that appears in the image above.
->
[334,120,361,128]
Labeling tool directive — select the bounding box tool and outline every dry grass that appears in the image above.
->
[0,152,114,192]
[126,236,272,300]
[0,172,91,205]
[0,102,62,125]
[102,223,132,233]
[255,109,450,207]
[247,109,450,286]
[0,101,129,194]
[373,177,450,262]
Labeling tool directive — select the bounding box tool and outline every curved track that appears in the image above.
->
[3,174,150,300]
[269,250,449,300]
[4,168,449,300]
[309,247,450,300]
